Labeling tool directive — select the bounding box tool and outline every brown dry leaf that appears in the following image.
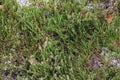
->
[107,15,114,24]
[29,55,36,65]
[38,44,42,51]
[29,59,35,65]
[38,2,44,8]
[115,41,120,47]
[66,75,70,80]
[96,73,103,80]
[43,37,48,49]
[0,5,3,9]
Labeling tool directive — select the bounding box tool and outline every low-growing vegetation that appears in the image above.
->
[0,0,120,80]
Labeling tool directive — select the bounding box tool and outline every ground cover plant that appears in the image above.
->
[0,0,120,80]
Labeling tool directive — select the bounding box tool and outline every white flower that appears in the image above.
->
[16,0,32,7]
[42,0,49,3]
[111,59,118,65]
[117,60,120,67]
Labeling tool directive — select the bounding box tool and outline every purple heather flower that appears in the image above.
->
[106,0,115,9]
[91,54,102,68]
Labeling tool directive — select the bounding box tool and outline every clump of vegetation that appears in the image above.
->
[0,0,120,80]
